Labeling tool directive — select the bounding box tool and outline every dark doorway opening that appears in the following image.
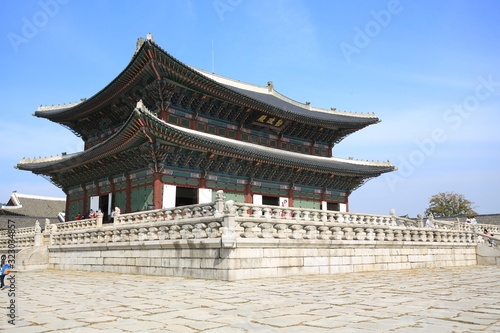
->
[176,187,197,206]
[99,194,111,222]
[262,195,279,206]
[327,202,340,211]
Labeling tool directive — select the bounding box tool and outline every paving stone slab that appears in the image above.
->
[0,266,498,332]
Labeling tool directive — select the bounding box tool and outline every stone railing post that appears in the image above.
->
[43,218,51,235]
[43,218,51,245]
[417,214,424,228]
[214,190,225,217]
[221,214,237,248]
[34,220,42,246]
[96,211,103,228]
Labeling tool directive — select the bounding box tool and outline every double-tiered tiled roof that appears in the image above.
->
[19,34,395,196]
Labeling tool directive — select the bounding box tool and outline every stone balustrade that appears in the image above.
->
[0,234,35,248]
[113,203,218,225]
[54,219,98,231]
[454,222,500,234]
[49,217,223,246]
[0,226,35,237]
[231,203,418,228]
[229,218,474,244]
[1,191,497,251]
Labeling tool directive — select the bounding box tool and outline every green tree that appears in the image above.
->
[425,192,477,217]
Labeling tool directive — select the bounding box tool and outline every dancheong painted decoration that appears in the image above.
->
[17,34,395,222]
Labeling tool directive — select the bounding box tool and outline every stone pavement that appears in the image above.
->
[1,266,499,332]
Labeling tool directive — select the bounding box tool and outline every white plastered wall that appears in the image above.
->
[198,188,212,204]
[89,196,99,212]
[163,185,176,208]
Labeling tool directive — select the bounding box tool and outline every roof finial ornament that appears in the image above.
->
[136,99,146,112]
[267,81,274,93]
[147,32,154,42]
[135,37,145,54]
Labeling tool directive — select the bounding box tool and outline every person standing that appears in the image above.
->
[0,255,10,289]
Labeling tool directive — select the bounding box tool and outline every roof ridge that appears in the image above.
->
[37,101,83,112]
[192,67,377,119]
[11,193,66,201]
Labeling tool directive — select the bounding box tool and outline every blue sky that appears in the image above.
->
[1,0,499,217]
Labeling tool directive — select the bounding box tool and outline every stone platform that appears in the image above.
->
[1,266,499,332]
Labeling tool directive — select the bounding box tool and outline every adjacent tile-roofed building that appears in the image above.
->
[435,214,500,226]
[1,191,65,217]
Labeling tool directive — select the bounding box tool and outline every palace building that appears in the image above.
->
[17,34,395,222]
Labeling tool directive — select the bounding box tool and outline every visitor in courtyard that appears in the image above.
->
[88,209,96,219]
[483,228,495,246]
[0,255,10,289]
[471,216,478,224]
[75,213,82,220]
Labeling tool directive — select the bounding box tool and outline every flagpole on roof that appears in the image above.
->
[212,39,215,74]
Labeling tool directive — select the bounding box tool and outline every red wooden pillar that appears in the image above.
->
[82,185,88,217]
[287,187,294,207]
[125,175,132,213]
[109,177,116,205]
[95,181,101,201]
[153,173,163,209]
[345,195,349,212]
[245,182,252,203]
[64,191,70,222]
[160,108,167,122]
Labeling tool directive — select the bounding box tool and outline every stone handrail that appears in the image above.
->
[0,234,35,249]
[0,226,36,237]
[230,202,418,227]
[113,203,218,225]
[49,216,224,246]
[454,221,500,234]
[475,223,500,234]
[229,220,475,244]
[54,218,98,231]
